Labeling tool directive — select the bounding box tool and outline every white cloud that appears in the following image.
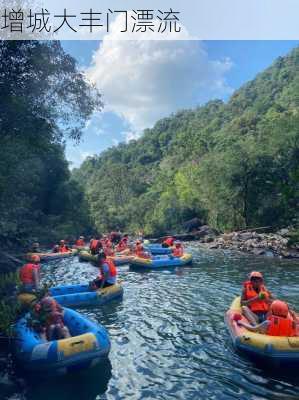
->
[87,15,233,133]
[112,138,120,146]
[79,151,94,161]
[122,131,141,143]
[95,128,105,136]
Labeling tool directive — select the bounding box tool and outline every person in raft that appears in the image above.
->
[90,251,117,289]
[241,271,274,324]
[32,296,71,341]
[58,240,69,253]
[75,236,85,247]
[19,255,41,293]
[237,300,298,337]
[172,241,184,257]
[116,234,129,252]
[90,236,102,255]
[30,242,41,253]
[104,242,115,257]
[162,236,175,248]
[135,242,151,259]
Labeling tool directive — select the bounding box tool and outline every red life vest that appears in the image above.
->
[90,239,99,250]
[116,239,128,252]
[59,245,69,253]
[164,237,174,247]
[76,239,84,246]
[135,248,150,259]
[243,281,270,313]
[267,314,297,336]
[99,259,117,280]
[19,263,39,284]
[173,247,183,257]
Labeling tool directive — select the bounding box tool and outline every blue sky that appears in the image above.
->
[62,40,299,168]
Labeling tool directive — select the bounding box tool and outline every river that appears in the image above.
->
[3,245,299,399]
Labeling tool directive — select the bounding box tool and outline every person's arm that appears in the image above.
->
[237,320,269,333]
[289,309,299,323]
[100,264,109,288]
[32,268,40,289]
[241,289,259,306]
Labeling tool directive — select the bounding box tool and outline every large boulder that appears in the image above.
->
[183,218,202,232]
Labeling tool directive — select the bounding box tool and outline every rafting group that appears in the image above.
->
[14,233,192,374]
[14,232,299,374]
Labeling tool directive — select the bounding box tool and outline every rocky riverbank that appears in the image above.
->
[195,227,299,259]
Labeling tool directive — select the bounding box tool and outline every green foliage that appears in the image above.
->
[0,272,20,336]
[0,41,100,250]
[75,46,299,235]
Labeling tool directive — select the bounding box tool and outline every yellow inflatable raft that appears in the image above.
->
[226,296,299,367]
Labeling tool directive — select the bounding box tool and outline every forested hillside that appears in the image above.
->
[0,41,101,251]
[74,46,299,236]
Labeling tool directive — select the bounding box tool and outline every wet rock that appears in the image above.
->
[203,236,215,243]
[208,243,219,249]
[239,232,256,241]
[280,250,291,258]
[222,233,234,241]
[183,218,202,232]
[252,248,266,256]
[277,228,290,236]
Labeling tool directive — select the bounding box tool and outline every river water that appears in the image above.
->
[4,245,299,400]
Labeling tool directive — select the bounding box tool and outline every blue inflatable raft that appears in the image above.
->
[49,283,123,308]
[14,307,110,375]
[144,244,173,255]
[130,254,192,269]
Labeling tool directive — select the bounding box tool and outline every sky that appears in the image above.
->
[61,40,299,168]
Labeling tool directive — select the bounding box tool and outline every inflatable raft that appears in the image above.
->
[26,249,78,262]
[130,254,193,269]
[144,244,173,255]
[49,283,123,307]
[72,245,89,251]
[226,297,299,367]
[14,307,110,374]
[79,251,133,266]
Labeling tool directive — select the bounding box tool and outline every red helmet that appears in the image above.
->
[271,300,289,318]
[249,271,263,280]
[31,254,40,263]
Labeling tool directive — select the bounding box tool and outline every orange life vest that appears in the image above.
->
[76,239,84,246]
[267,314,297,336]
[90,239,99,250]
[59,245,69,253]
[172,247,183,257]
[99,259,117,279]
[19,263,39,284]
[164,237,174,247]
[135,248,150,259]
[243,281,270,313]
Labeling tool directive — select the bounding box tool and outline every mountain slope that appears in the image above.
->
[74,46,299,235]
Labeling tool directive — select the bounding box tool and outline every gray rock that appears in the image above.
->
[239,232,256,241]
[203,236,215,243]
[277,228,290,236]
[252,248,266,256]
